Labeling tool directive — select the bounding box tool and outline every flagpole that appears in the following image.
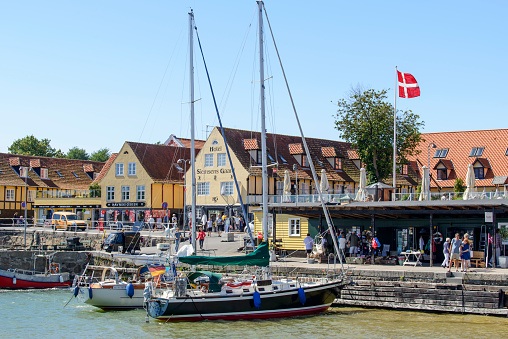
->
[392,66,397,197]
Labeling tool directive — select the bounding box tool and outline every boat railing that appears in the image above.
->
[7,268,42,276]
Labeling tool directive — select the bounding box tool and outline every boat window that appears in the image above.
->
[258,287,265,291]
[243,289,250,293]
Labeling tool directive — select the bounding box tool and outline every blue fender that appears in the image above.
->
[253,290,261,309]
[88,287,93,300]
[126,283,135,298]
[73,286,79,297]
[298,287,306,305]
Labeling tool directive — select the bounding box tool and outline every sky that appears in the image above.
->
[1,1,507,155]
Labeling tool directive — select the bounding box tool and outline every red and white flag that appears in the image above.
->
[398,71,420,98]
[488,234,493,244]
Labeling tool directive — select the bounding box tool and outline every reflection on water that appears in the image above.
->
[1,289,507,339]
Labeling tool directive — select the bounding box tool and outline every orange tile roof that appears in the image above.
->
[321,147,336,158]
[93,153,117,183]
[30,159,41,168]
[407,129,508,188]
[9,157,20,166]
[177,138,206,150]
[243,139,259,150]
[288,143,303,155]
[347,150,360,159]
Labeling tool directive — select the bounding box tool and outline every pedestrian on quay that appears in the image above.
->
[303,233,314,259]
[442,237,451,268]
[339,231,347,261]
[460,234,471,272]
[349,231,359,257]
[494,229,502,267]
[171,213,178,226]
[197,227,206,250]
[174,227,181,253]
[448,233,462,272]
[207,219,213,237]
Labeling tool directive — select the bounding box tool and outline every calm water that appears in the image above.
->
[1,289,507,338]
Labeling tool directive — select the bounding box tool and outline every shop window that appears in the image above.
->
[107,186,115,201]
[205,154,214,167]
[437,168,448,180]
[217,153,227,167]
[128,162,136,176]
[115,163,124,176]
[474,167,484,179]
[288,218,300,236]
[197,182,210,196]
[6,189,15,201]
[137,185,145,201]
[121,186,130,201]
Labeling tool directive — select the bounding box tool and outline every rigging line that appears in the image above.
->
[194,25,256,250]
[179,34,190,140]
[262,4,341,261]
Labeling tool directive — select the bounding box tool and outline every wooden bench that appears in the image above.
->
[470,251,485,268]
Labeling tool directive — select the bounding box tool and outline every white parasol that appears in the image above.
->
[419,166,429,201]
[355,168,367,202]
[282,170,292,202]
[463,164,475,200]
[319,169,330,193]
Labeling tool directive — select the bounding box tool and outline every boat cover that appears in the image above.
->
[179,241,270,267]
[187,271,223,292]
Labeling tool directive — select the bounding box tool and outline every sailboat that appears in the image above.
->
[145,2,346,321]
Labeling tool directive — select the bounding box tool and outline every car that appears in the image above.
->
[51,212,87,231]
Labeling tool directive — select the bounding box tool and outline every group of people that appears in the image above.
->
[199,213,243,237]
[442,233,472,272]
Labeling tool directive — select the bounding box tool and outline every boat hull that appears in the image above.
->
[0,269,71,289]
[79,285,145,310]
[147,280,343,321]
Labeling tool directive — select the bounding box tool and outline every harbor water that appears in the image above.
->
[1,289,507,338]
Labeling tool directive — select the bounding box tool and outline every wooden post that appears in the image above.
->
[430,213,433,267]
[492,207,496,268]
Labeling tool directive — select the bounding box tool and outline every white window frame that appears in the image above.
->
[40,168,48,179]
[217,153,227,167]
[204,154,214,167]
[115,163,124,176]
[128,162,136,176]
[197,182,210,196]
[20,167,29,178]
[276,181,284,195]
[121,186,130,201]
[288,218,301,237]
[107,186,115,201]
[27,190,35,202]
[6,189,15,201]
[220,181,234,196]
[136,185,145,201]
[300,182,309,195]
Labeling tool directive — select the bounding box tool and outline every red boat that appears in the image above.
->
[0,268,71,289]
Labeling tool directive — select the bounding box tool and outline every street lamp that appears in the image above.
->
[22,166,32,248]
[177,159,191,235]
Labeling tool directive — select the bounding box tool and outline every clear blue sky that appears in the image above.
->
[1,1,507,155]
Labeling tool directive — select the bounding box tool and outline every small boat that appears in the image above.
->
[0,253,71,289]
[73,265,165,310]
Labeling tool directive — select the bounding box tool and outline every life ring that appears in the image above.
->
[50,263,59,274]
[200,282,209,293]
[433,232,443,244]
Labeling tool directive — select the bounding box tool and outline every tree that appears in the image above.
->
[453,178,465,193]
[89,182,101,197]
[90,148,111,162]
[8,135,64,157]
[334,88,424,183]
[66,147,90,160]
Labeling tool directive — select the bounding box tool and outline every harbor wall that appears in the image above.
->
[0,250,90,275]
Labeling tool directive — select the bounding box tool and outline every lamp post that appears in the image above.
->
[427,143,437,200]
[177,159,190,235]
[23,166,32,248]
[427,143,436,267]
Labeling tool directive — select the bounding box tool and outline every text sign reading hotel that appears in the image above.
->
[106,202,146,208]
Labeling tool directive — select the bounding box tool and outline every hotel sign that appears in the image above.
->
[106,202,146,208]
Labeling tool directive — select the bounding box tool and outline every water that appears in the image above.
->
[1,289,507,338]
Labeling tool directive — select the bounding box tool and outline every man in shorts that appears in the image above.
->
[349,231,359,257]
[303,233,314,259]
[448,233,462,272]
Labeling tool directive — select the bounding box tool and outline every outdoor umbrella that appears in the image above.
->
[419,166,429,201]
[319,169,330,193]
[463,164,475,200]
[282,170,291,202]
[355,168,367,202]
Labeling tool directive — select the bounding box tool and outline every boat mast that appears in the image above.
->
[258,1,269,240]
[189,10,197,254]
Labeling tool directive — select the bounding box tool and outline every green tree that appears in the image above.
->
[66,147,90,160]
[90,148,111,162]
[334,88,424,182]
[453,178,465,193]
[89,182,101,197]
[8,135,64,157]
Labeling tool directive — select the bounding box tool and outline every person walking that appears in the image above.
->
[494,229,502,267]
[339,232,347,262]
[442,237,451,268]
[207,219,213,237]
[197,228,206,250]
[174,227,181,253]
[448,233,462,272]
[303,233,314,259]
[460,235,471,272]
[349,231,359,257]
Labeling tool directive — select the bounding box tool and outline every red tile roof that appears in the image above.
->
[177,138,206,150]
[83,163,95,172]
[407,129,508,188]
[288,143,304,155]
[9,157,20,166]
[321,147,336,158]
[475,158,491,169]
[30,159,41,168]
[433,159,454,170]
[243,139,259,150]
[93,153,117,183]
[347,150,360,159]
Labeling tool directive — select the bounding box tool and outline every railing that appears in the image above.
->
[392,191,508,201]
[36,189,101,199]
[247,193,356,204]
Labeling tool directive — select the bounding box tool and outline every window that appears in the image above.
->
[505,147,508,156]
[276,181,284,195]
[136,185,145,201]
[288,218,301,236]
[40,168,48,179]
[267,154,275,163]
[107,186,115,201]
[72,171,80,179]
[115,163,124,176]
[55,171,64,178]
[400,164,408,175]
[437,168,447,180]
[433,149,449,158]
[121,186,130,201]
[220,182,234,195]
[197,182,210,196]
[211,139,219,145]
[128,162,136,176]
[334,158,342,170]
[469,147,484,157]
[300,182,309,194]
[6,189,15,201]
[301,155,309,167]
[279,155,287,164]
[204,154,214,167]
[27,190,35,202]
[474,167,484,179]
[217,153,227,167]
[19,167,28,178]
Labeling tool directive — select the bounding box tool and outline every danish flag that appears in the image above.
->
[398,71,420,98]
[488,234,493,244]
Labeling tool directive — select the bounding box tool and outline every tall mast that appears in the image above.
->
[189,10,197,254]
[258,1,268,240]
